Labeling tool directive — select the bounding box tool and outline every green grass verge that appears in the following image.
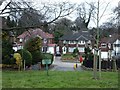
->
[0,70,2,89]
[61,53,75,60]
[2,70,118,88]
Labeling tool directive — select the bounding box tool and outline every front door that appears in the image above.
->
[62,46,67,54]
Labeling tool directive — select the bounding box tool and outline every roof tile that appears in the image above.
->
[17,28,54,39]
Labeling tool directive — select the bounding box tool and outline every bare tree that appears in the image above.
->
[114,2,120,34]
[0,0,4,6]
[114,2,120,20]
[0,0,76,31]
[75,2,95,30]
[86,0,110,80]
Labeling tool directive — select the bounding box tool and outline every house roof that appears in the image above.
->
[100,34,120,44]
[48,44,56,47]
[60,30,93,41]
[108,34,120,43]
[17,28,54,39]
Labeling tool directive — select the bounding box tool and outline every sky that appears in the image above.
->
[0,0,119,28]
[36,0,119,28]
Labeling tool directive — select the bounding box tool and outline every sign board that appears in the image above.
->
[42,59,51,76]
[42,59,51,64]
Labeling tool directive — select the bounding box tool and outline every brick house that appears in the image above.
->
[13,28,56,54]
[100,34,120,60]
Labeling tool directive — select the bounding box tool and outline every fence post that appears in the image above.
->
[112,58,117,72]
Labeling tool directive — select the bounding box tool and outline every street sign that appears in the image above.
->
[42,59,51,76]
[42,59,51,64]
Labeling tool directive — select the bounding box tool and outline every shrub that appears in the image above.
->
[72,48,79,57]
[13,53,22,70]
[24,36,42,52]
[30,50,43,64]
[17,49,32,66]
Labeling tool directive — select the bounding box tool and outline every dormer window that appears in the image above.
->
[78,41,85,44]
[69,41,76,44]
[87,40,91,44]
[101,43,107,48]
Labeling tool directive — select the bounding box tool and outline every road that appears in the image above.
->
[51,56,83,71]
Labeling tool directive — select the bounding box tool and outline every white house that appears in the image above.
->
[59,30,93,54]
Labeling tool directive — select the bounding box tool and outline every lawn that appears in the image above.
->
[2,70,118,88]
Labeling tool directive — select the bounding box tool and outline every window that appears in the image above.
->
[101,43,107,48]
[69,41,75,44]
[114,44,120,47]
[78,47,85,52]
[68,47,75,52]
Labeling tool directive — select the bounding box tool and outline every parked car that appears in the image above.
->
[55,51,61,56]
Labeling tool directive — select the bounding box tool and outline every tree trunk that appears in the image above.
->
[93,49,97,79]
[113,58,117,72]
[98,49,101,79]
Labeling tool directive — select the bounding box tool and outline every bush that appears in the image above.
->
[72,48,79,57]
[31,50,43,64]
[2,39,15,65]
[17,49,32,66]
[24,36,42,52]
[23,36,43,65]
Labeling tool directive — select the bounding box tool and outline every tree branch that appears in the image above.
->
[99,2,110,21]
[0,1,11,15]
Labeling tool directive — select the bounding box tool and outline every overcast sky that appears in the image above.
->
[34,0,119,27]
[0,0,119,28]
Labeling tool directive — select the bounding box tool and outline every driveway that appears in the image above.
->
[51,56,83,71]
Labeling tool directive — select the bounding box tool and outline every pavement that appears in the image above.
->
[50,56,83,71]
[31,56,83,71]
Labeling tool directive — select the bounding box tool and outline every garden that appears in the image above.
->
[61,53,75,61]
[2,32,53,71]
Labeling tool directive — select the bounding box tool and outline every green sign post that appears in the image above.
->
[42,59,51,76]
